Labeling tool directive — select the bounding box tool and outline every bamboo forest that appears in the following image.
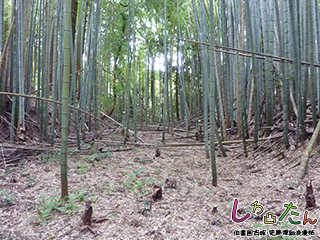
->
[1,0,320,238]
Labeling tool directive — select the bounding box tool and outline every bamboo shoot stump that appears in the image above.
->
[82,199,93,226]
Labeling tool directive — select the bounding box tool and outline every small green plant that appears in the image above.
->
[204,189,211,194]
[33,191,85,225]
[74,164,89,175]
[121,169,150,195]
[105,182,116,195]
[108,209,117,218]
[105,149,113,158]
[83,152,110,162]
[27,176,37,187]
[141,190,149,196]
[57,199,80,214]
[80,142,92,150]
[132,180,146,189]
[33,195,61,225]
[69,189,88,202]
[38,150,60,163]
[0,190,14,205]
[109,182,115,190]
[101,163,109,169]
[18,159,26,167]
[138,200,151,215]
[138,157,146,164]
[104,183,116,194]
[133,167,145,177]
[27,202,34,209]
[148,177,156,183]
[70,148,80,154]
[1,168,14,178]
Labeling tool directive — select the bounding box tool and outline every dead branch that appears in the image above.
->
[289,119,320,189]
[0,143,50,151]
[156,134,282,148]
[0,16,15,78]
[100,111,145,143]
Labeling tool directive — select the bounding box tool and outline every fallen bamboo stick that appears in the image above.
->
[100,111,144,143]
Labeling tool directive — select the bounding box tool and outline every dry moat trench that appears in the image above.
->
[1,131,320,240]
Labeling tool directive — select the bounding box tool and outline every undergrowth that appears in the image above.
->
[31,189,92,226]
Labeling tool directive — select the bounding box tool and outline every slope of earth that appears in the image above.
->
[1,131,320,240]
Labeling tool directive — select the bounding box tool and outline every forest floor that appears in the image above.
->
[1,129,320,240]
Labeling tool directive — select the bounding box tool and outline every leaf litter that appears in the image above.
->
[0,131,320,240]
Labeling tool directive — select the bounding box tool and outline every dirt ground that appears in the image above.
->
[1,131,320,240]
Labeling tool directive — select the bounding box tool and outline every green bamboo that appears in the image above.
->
[0,0,4,115]
[70,0,84,147]
[177,0,188,135]
[186,24,197,117]
[17,0,25,129]
[80,2,91,131]
[77,0,85,122]
[191,0,209,157]
[289,0,304,143]
[138,56,143,130]
[307,0,317,129]
[209,0,217,186]
[301,1,308,128]
[69,19,79,144]
[200,1,210,158]
[57,0,65,127]
[274,0,289,148]
[43,0,52,139]
[25,0,36,114]
[61,0,72,199]
[162,0,168,143]
[214,1,226,140]
[99,1,112,135]
[10,1,17,143]
[124,0,131,144]
[50,0,61,146]
[160,67,163,122]
[244,0,258,144]
[221,0,231,130]
[253,0,262,144]
[93,0,101,138]
[262,0,274,136]
[315,0,320,113]
[145,46,150,125]
[37,0,43,137]
[86,5,94,133]
[150,53,155,122]
[132,0,137,142]
[227,0,235,132]
[0,0,3,54]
